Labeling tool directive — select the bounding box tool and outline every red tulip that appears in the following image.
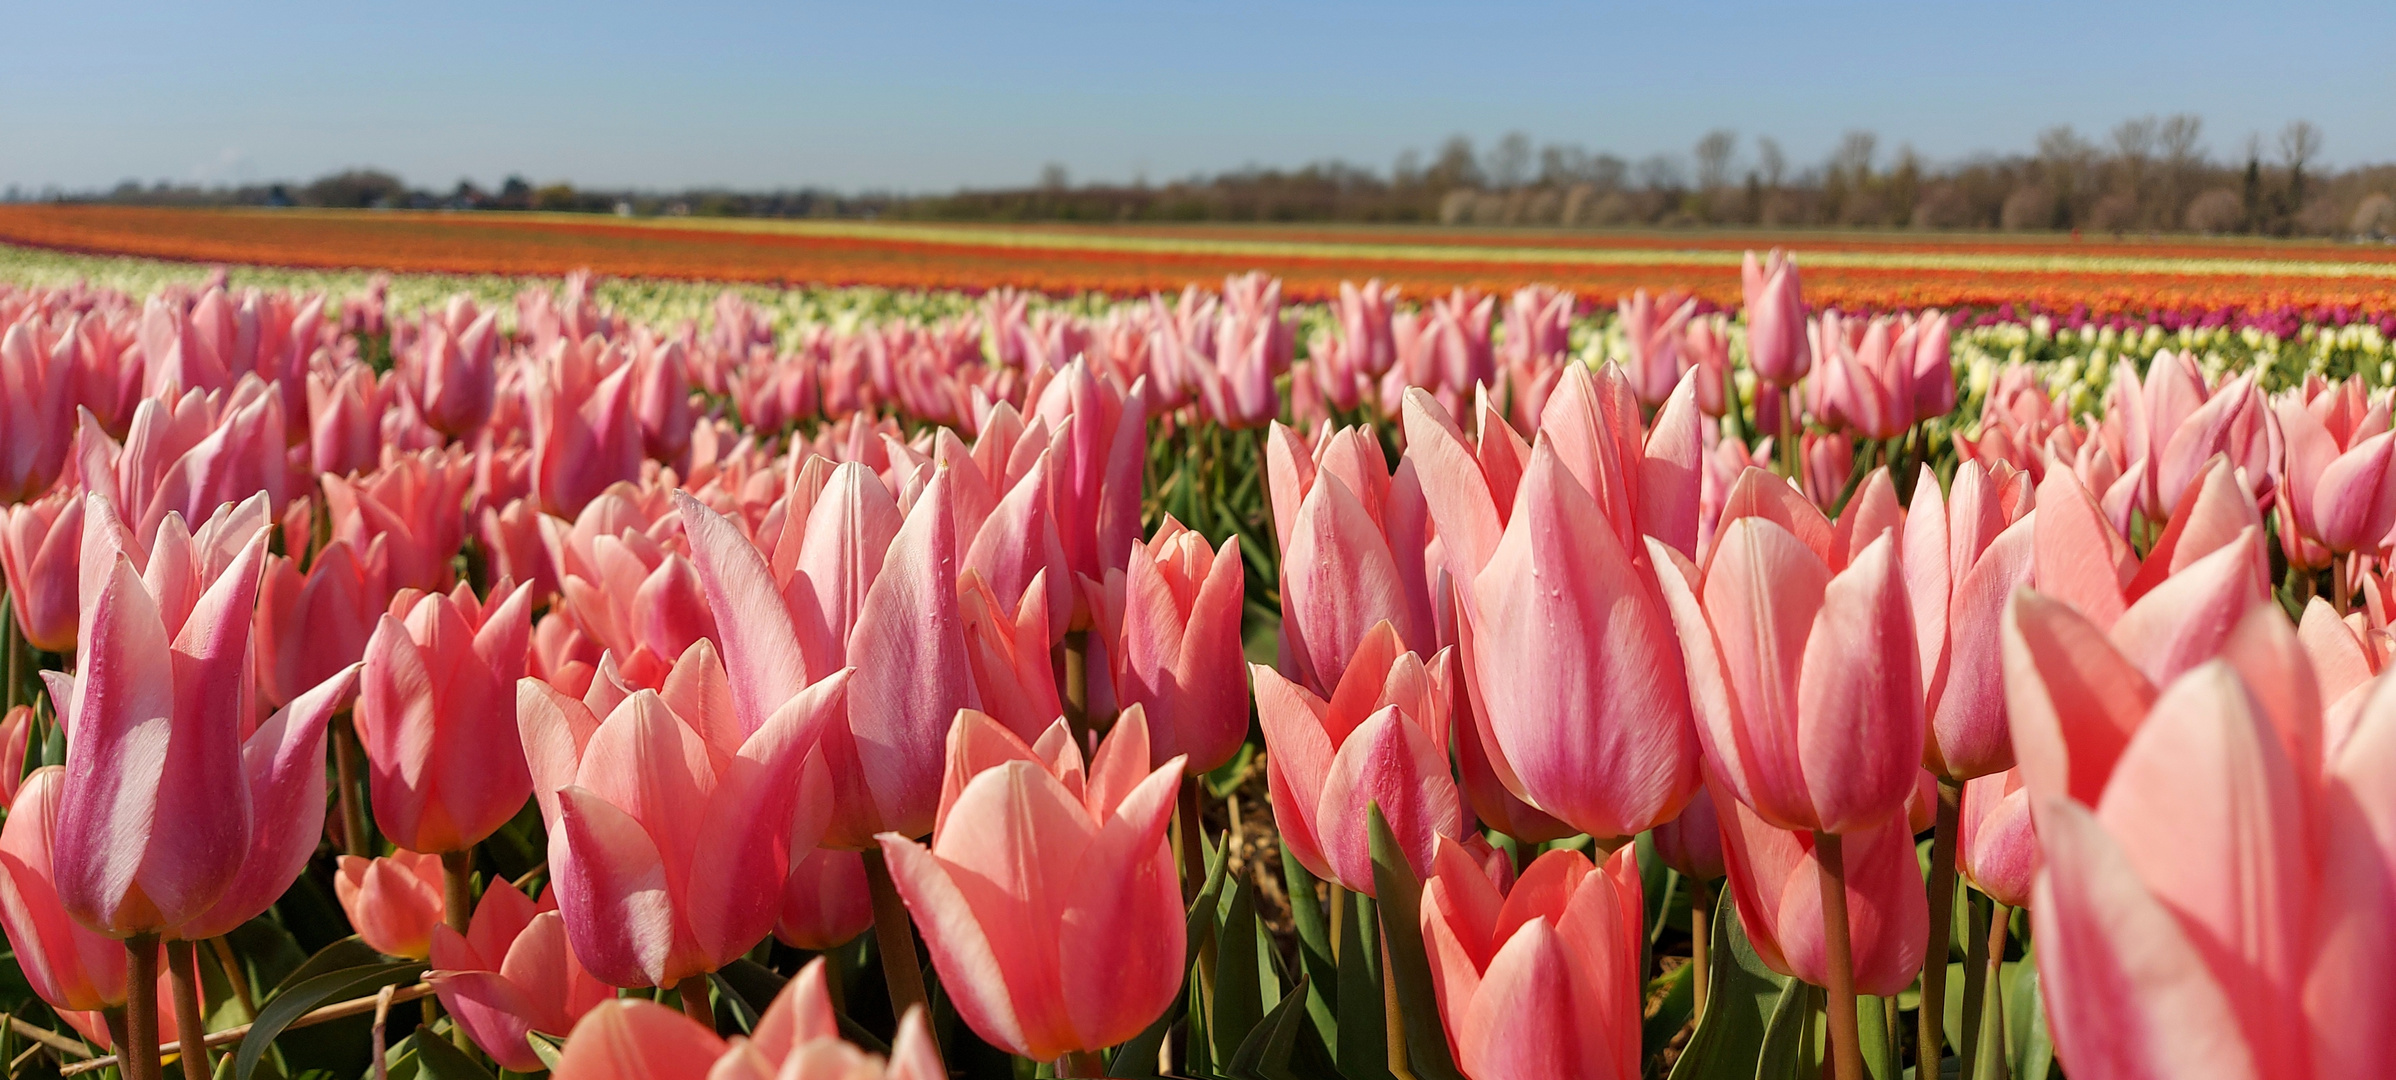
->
[355,581,534,854]
[335,850,446,959]
[1254,622,1462,893]
[879,707,1184,1063]
[428,882,613,1072]
[1902,461,2036,781]
[1653,467,1923,835]
[518,640,843,988]
[677,471,975,848]
[1714,791,1928,995]
[1418,837,1646,1080]
[1111,517,1248,773]
[0,489,82,653]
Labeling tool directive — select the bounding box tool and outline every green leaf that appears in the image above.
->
[523,1031,564,1072]
[1364,806,1460,1080]
[2006,945,2055,1080]
[409,1026,498,1080]
[712,958,791,1034]
[1665,887,1796,1080]
[258,937,383,1002]
[1641,959,1695,1056]
[1226,973,1326,1080]
[1278,839,1339,1052]
[1752,980,1815,1080]
[1210,877,1267,1061]
[1333,890,1386,1080]
[233,959,424,1080]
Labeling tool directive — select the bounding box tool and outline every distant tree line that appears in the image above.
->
[18,116,2395,238]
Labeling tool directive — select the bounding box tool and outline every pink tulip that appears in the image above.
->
[1,489,83,652]
[1652,784,1726,882]
[2299,597,2390,741]
[76,383,291,549]
[1499,285,1574,428]
[2028,658,2396,1079]
[1903,461,2036,781]
[1808,311,1915,440]
[529,348,646,517]
[1799,431,1852,510]
[428,882,613,1072]
[1457,438,1701,840]
[0,768,130,1014]
[1652,467,1924,835]
[2105,355,2278,519]
[402,302,500,439]
[550,961,944,1080]
[1028,359,1148,591]
[355,581,534,854]
[2279,388,2396,559]
[1418,837,1645,1080]
[321,448,474,595]
[173,665,362,941]
[775,847,873,951]
[1715,792,1928,995]
[1198,273,1291,428]
[1955,768,2033,909]
[306,364,386,477]
[0,315,77,504]
[518,639,843,988]
[956,567,1063,742]
[1618,289,1697,408]
[335,850,447,959]
[678,470,976,849]
[1268,421,1437,693]
[1687,317,1732,418]
[878,707,1185,1063]
[253,539,388,708]
[50,493,274,935]
[1741,249,1810,386]
[1907,311,1955,423]
[1111,516,1248,773]
[1253,622,1462,893]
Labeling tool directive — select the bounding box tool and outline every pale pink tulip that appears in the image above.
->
[0,489,83,652]
[253,539,388,708]
[1956,768,2033,909]
[355,582,534,854]
[1903,461,2036,781]
[1715,792,1928,995]
[1618,289,1696,408]
[0,315,77,504]
[775,847,873,951]
[1741,250,1810,386]
[1111,517,1247,773]
[1269,421,1437,693]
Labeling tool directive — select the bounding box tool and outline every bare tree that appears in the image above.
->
[1539,143,1590,187]
[1637,154,1686,192]
[1039,163,1070,191]
[1392,149,1423,187]
[2160,114,2205,166]
[1832,131,1879,180]
[1694,129,1738,191]
[1756,137,1787,189]
[2279,120,2325,173]
[1427,135,1484,190]
[1490,131,1534,190]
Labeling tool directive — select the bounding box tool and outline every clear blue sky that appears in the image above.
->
[7,0,2390,195]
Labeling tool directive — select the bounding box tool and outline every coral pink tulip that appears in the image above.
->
[550,962,944,1080]
[1,768,130,1015]
[2029,661,2396,1080]
[306,364,386,478]
[1903,461,2036,781]
[1111,516,1248,773]
[956,567,1063,742]
[1,489,82,653]
[335,850,446,959]
[1742,250,1810,386]
[518,640,843,988]
[1419,837,1645,1080]
[775,847,873,951]
[529,350,646,517]
[76,383,291,549]
[878,707,1184,1064]
[1652,784,1727,883]
[1028,358,1147,589]
[677,471,975,849]
[428,883,614,1072]
[1269,421,1437,693]
[174,665,362,941]
[1714,793,1928,995]
[1618,289,1696,408]
[1653,467,1924,835]
[402,302,500,439]
[1253,622,1462,893]
[322,448,473,595]
[355,581,534,854]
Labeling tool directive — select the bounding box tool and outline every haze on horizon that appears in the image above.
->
[7,0,2392,196]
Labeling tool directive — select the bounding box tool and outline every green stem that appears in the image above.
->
[1690,879,1713,1019]
[1920,780,1963,1072]
[675,977,713,1028]
[331,712,369,857]
[1812,832,1863,1080]
[1957,891,1993,1080]
[862,848,928,1024]
[1057,1048,1109,1078]
[1979,904,2013,1080]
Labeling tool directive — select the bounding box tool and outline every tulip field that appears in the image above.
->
[0,238,2390,1080]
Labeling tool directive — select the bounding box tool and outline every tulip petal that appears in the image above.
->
[1795,534,1923,833]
